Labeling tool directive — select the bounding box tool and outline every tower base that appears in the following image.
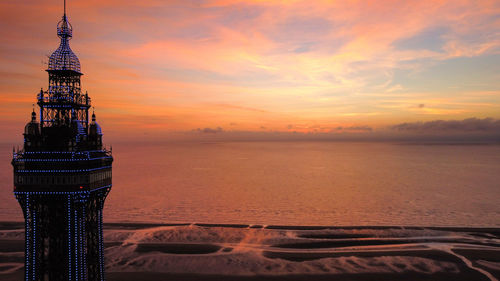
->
[15,186,110,281]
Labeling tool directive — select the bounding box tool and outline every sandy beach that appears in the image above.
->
[0,222,499,280]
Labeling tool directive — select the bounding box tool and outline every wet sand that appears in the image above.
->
[0,222,499,281]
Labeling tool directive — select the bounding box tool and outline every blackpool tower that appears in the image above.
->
[11,1,113,280]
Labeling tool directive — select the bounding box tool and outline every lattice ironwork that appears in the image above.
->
[48,15,81,73]
[12,2,113,280]
[15,188,110,281]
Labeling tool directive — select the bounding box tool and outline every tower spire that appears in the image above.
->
[48,0,81,73]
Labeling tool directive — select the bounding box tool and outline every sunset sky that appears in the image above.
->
[0,0,499,142]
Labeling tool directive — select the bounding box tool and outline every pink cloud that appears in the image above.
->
[0,0,499,141]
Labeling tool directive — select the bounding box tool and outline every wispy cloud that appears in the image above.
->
[392,118,500,133]
[196,127,224,134]
[0,0,499,141]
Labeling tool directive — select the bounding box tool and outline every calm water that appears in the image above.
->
[1,142,499,226]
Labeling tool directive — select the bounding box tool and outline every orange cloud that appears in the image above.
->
[0,0,499,142]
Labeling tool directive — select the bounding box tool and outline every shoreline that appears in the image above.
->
[3,221,500,230]
[1,222,499,280]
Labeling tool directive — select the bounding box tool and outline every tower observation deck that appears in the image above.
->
[11,2,113,280]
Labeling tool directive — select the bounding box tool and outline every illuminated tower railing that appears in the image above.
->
[11,3,113,281]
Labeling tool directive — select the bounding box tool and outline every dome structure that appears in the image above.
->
[89,112,103,135]
[24,110,40,136]
[47,15,81,73]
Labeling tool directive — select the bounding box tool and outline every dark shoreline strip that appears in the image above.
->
[0,271,490,281]
[263,248,457,261]
[298,233,373,239]
[195,223,249,228]
[272,238,499,249]
[135,243,221,254]
[0,222,24,230]
[104,272,490,281]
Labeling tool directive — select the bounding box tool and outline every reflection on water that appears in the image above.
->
[1,142,499,226]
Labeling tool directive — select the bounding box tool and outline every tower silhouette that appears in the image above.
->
[11,1,113,280]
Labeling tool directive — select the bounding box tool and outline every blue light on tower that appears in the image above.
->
[11,1,113,280]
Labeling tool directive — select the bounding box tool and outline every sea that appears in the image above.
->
[1,141,499,227]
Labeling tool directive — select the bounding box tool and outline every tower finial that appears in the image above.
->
[49,0,81,72]
[31,104,36,122]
